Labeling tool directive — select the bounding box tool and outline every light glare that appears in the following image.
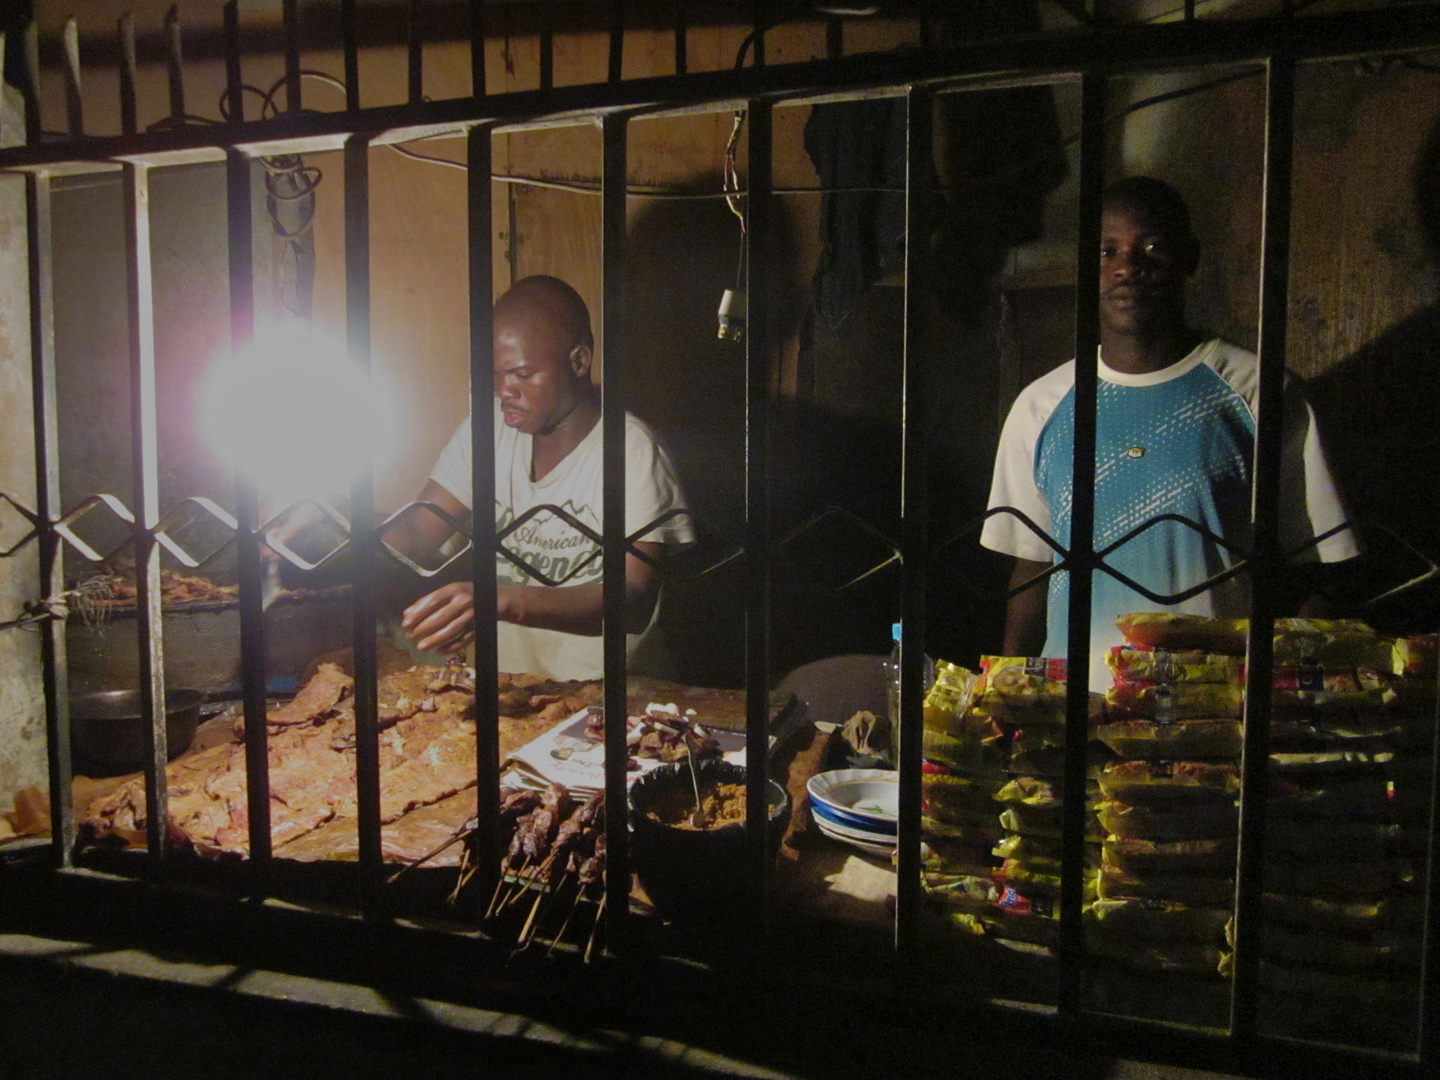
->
[200,325,395,503]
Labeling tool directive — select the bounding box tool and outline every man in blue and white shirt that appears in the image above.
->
[980,177,1357,687]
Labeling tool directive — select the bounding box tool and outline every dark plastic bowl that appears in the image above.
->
[629,759,790,926]
[70,688,205,775]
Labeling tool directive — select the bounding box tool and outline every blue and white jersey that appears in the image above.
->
[981,339,1357,687]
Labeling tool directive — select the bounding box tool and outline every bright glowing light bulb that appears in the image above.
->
[199,323,396,504]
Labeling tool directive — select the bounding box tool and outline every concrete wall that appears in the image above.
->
[0,84,46,812]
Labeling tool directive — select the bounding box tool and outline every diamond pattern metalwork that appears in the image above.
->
[776,505,900,597]
[377,499,474,578]
[633,508,745,584]
[260,499,352,572]
[1353,521,1439,612]
[54,493,136,563]
[0,493,40,558]
[152,497,239,569]
[377,500,745,589]
[1093,511,1251,605]
[933,504,1257,608]
[932,505,1063,603]
[495,503,604,587]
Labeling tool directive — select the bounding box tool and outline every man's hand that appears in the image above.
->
[401,542,666,655]
[402,582,476,654]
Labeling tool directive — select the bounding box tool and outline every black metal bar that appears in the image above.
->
[608,0,625,84]
[165,6,185,124]
[540,1,555,93]
[751,2,765,69]
[469,0,486,98]
[743,98,773,946]
[1422,657,1440,1063]
[894,84,931,963]
[5,9,1440,174]
[826,17,843,62]
[468,123,502,898]
[1058,70,1106,1016]
[408,0,424,105]
[223,3,244,124]
[123,160,170,868]
[1229,48,1295,1041]
[22,21,41,148]
[345,133,382,900]
[600,110,630,956]
[27,172,73,869]
[61,19,82,137]
[283,0,302,113]
[344,0,360,111]
[674,3,687,76]
[1186,0,1197,20]
[229,147,271,871]
[119,14,138,135]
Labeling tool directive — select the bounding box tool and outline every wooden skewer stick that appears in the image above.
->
[388,818,476,885]
[520,865,575,948]
[450,862,481,909]
[489,859,532,917]
[483,857,520,919]
[495,856,539,914]
[516,884,548,948]
[456,859,481,893]
[497,878,530,914]
[449,844,476,906]
[584,891,606,964]
[545,882,589,959]
[482,878,505,918]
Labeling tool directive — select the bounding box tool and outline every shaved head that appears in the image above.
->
[1102,176,1194,243]
[494,275,594,355]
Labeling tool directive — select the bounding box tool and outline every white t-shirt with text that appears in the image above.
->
[429,400,693,680]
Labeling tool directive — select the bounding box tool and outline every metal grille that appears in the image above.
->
[1,3,1438,1074]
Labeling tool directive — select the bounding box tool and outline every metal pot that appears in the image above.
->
[70,687,207,776]
[629,760,790,926]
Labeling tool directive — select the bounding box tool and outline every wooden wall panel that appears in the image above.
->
[1289,60,1438,379]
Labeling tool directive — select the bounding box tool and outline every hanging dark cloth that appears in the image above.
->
[804,95,932,334]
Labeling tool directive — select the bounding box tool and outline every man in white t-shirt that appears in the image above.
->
[980,177,1358,687]
[392,275,693,680]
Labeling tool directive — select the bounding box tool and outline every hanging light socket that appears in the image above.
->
[717,289,747,341]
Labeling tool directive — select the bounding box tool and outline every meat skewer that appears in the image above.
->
[577,830,606,889]
[540,828,603,958]
[537,793,602,875]
[515,795,603,947]
[493,782,572,913]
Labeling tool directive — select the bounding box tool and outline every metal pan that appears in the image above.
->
[65,588,353,699]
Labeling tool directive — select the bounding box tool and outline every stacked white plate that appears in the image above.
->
[805,769,899,858]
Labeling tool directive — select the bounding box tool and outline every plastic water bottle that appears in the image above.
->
[887,622,934,763]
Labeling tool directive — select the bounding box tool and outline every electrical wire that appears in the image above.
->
[722,109,749,286]
[391,66,1262,205]
[389,143,470,171]
[212,72,345,317]
[733,5,810,70]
